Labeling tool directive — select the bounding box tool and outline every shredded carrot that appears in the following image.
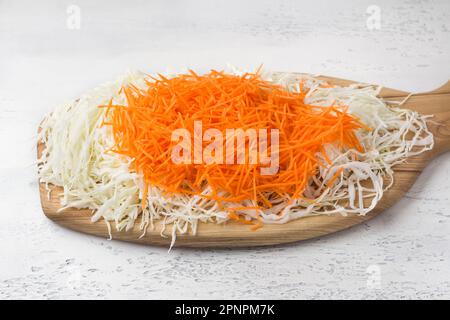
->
[105,69,365,213]
[324,167,344,190]
[250,222,263,231]
[227,212,240,220]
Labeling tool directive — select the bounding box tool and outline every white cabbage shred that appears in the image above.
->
[37,70,434,239]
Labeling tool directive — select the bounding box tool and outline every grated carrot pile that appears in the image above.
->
[104,70,365,210]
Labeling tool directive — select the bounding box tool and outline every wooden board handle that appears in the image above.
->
[429,80,450,95]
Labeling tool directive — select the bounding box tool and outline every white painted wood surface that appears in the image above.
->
[0,0,449,299]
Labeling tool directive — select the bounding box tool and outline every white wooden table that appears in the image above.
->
[0,0,449,299]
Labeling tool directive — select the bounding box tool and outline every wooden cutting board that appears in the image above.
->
[38,74,450,247]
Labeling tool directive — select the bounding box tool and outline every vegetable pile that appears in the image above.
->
[106,70,365,212]
[37,68,434,242]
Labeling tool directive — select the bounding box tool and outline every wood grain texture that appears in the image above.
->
[38,75,450,247]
